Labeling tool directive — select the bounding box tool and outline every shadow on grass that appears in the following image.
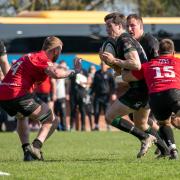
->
[45,157,120,163]
[0,153,122,163]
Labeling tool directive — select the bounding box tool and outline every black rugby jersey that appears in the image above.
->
[139,32,159,61]
[116,32,148,64]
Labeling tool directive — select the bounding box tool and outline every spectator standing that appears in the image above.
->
[84,65,97,131]
[91,61,116,131]
[54,61,68,131]
[69,65,88,131]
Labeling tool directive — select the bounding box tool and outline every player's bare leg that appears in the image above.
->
[159,117,178,160]
[27,102,58,160]
[106,99,156,158]
[16,114,35,161]
[133,108,169,158]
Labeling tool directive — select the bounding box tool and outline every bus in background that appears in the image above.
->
[0,11,179,69]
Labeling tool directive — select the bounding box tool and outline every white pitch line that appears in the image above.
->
[0,171,10,176]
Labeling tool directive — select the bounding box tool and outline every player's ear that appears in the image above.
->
[140,23,143,30]
[118,24,122,30]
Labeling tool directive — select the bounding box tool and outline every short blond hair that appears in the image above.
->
[159,38,174,55]
[42,36,63,51]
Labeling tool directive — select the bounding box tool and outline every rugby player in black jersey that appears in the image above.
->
[100,12,155,158]
[100,12,168,158]
[127,14,159,131]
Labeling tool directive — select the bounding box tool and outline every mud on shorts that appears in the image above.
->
[118,80,149,110]
[0,93,43,116]
[149,88,180,121]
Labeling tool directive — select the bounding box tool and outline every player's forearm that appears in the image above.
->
[53,69,76,79]
[114,58,141,70]
[0,55,10,75]
[121,70,139,82]
[45,66,76,79]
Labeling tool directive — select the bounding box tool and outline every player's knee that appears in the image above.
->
[15,112,25,121]
[39,109,53,123]
[53,116,60,127]
[105,109,114,124]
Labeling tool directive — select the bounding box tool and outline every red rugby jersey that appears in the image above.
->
[35,76,51,94]
[0,51,51,100]
[132,55,180,94]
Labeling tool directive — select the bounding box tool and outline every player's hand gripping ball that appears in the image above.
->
[101,40,117,58]
[101,38,121,74]
[101,38,117,66]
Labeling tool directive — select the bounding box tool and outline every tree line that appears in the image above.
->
[1,0,180,17]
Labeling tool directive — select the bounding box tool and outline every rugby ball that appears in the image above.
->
[101,39,117,57]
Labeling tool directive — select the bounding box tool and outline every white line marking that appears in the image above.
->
[0,171,10,176]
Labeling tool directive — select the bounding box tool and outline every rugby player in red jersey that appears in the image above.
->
[123,39,180,159]
[0,36,82,161]
[126,14,169,156]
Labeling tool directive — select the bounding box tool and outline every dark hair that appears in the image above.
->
[159,38,175,54]
[104,12,126,29]
[127,14,143,26]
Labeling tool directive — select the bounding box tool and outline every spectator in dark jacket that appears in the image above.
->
[91,61,116,131]
[69,67,88,131]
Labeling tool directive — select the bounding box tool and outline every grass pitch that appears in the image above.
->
[0,130,180,180]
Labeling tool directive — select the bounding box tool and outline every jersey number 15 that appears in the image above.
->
[153,66,175,78]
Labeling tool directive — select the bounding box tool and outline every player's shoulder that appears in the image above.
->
[117,33,137,49]
[143,32,156,39]
[117,33,132,43]
[173,56,180,65]
[28,51,50,67]
[175,56,180,61]
[142,33,158,44]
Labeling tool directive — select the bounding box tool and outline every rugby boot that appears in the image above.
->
[156,151,170,159]
[169,149,179,160]
[26,144,44,161]
[154,147,161,155]
[24,147,35,161]
[137,134,157,158]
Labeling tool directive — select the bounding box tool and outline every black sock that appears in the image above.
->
[145,127,169,155]
[159,125,175,147]
[22,143,30,153]
[32,139,43,149]
[111,116,149,140]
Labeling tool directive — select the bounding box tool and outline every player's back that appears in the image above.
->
[139,32,159,61]
[143,55,180,93]
[0,51,49,100]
